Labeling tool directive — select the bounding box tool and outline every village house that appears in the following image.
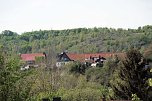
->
[56,52,123,67]
[20,53,46,70]
[56,52,73,67]
[20,52,124,69]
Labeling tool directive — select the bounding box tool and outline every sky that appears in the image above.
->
[0,0,152,34]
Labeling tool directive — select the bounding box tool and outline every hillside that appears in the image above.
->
[0,25,152,101]
[0,25,152,54]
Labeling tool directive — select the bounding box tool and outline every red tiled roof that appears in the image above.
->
[84,53,114,59]
[21,53,45,61]
[67,53,120,62]
[67,53,85,62]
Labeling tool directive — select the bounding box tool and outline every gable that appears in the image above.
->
[57,52,72,62]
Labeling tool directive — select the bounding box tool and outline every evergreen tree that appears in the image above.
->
[111,49,152,100]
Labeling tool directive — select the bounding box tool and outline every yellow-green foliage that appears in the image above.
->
[149,69,152,86]
[149,78,152,86]
[132,94,140,101]
[57,74,114,101]
[1,25,152,54]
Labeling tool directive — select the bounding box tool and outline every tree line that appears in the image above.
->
[0,25,152,54]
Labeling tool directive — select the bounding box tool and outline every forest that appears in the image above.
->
[0,25,152,54]
[0,25,152,101]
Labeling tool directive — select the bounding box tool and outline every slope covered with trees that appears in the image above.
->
[0,25,152,54]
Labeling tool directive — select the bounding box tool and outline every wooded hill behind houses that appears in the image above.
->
[0,25,152,101]
[0,25,152,54]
